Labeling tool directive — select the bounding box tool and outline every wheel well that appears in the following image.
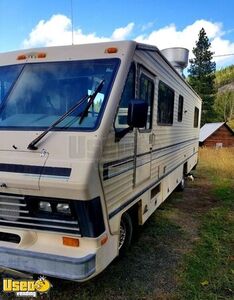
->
[127,202,140,226]
[183,162,188,175]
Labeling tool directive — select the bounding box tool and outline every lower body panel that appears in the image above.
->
[0,247,95,281]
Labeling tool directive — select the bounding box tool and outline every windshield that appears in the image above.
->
[0,59,119,130]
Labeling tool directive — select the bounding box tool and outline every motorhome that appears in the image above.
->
[0,41,201,281]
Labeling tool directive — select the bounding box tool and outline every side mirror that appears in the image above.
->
[128,99,148,128]
[115,99,148,142]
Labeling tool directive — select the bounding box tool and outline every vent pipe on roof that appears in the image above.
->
[161,47,189,77]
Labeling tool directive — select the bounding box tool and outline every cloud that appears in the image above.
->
[135,20,222,55]
[23,15,133,47]
[141,22,154,32]
[135,19,234,67]
[23,15,72,48]
[211,37,234,66]
[111,23,134,40]
[22,15,234,68]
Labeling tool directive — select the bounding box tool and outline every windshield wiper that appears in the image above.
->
[79,79,105,124]
[27,94,89,150]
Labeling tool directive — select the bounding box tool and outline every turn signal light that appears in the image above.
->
[100,234,108,246]
[63,237,80,247]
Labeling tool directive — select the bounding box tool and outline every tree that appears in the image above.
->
[188,28,216,125]
[214,91,234,122]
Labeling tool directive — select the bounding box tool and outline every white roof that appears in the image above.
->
[199,122,225,142]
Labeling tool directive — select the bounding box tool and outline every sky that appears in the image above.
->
[0,0,234,69]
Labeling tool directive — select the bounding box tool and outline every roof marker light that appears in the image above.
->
[17,52,47,60]
[17,54,27,60]
[37,52,47,58]
[105,47,118,54]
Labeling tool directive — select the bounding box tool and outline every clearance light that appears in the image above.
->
[17,54,27,60]
[37,52,47,58]
[63,237,80,247]
[17,52,47,60]
[105,47,118,54]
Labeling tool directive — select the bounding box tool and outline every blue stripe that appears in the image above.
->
[0,163,71,177]
[103,138,198,180]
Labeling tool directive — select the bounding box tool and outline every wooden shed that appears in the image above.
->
[199,122,234,147]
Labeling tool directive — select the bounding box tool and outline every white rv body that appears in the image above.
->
[0,41,201,281]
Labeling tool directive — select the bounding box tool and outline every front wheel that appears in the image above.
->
[118,212,133,257]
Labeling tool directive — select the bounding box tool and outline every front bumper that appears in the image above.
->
[0,247,95,281]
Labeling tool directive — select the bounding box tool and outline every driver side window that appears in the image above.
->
[115,64,135,130]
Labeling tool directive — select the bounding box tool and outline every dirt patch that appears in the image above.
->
[164,177,218,248]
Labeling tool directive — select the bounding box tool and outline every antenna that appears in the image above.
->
[71,0,74,45]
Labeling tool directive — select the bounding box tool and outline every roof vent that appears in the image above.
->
[161,47,189,77]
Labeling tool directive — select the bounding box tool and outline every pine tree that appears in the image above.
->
[188,28,216,125]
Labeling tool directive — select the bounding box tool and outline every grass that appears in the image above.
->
[178,148,234,300]
[198,147,234,179]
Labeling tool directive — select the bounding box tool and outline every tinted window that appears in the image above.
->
[115,64,135,129]
[194,107,199,128]
[178,95,184,122]
[157,81,174,125]
[139,74,154,130]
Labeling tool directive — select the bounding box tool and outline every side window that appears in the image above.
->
[178,95,184,122]
[194,107,199,128]
[157,81,174,125]
[139,74,154,130]
[115,64,135,129]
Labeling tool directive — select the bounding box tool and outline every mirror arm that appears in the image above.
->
[115,127,133,142]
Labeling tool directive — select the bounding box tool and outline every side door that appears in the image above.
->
[134,67,155,186]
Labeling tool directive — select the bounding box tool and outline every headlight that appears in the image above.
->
[39,201,52,212]
[56,203,71,215]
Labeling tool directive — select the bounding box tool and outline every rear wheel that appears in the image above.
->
[118,212,133,257]
[176,177,185,191]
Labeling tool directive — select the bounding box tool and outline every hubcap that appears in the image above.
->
[181,178,185,189]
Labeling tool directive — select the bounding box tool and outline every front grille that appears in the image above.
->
[0,194,80,235]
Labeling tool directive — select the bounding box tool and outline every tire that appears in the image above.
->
[176,177,185,191]
[118,212,133,257]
